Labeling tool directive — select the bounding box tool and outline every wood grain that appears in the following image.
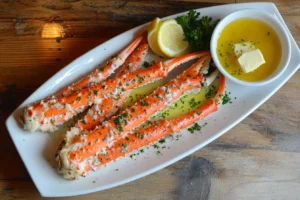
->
[0,0,299,199]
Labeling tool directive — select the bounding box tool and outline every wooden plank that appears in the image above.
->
[0,38,106,92]
[2,145,300,200]
[0,0,229,93]
[0,0,228,39]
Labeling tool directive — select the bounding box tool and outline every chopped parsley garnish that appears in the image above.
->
[159,138,166,144]
[100,67,105,71]
[187,123,201,134]
[137,74,144,83]
[120,143,129,152]
[135,132,141,138]
[230,69,242,76]
[129,154,136,159]
[141,100,149,106]
[143,61,155,68]
[168,135,174,139]
[231,44,235,50]
[221,91,232,105]
[189,98,201,108]
[135,132,145,139]
[161,112,168,119]
[205,85,217,99]
[76,97,81,101]
[114,113,128,132]
[176,10,219,51]
[196,111,202,116]
[153,144,160,149]
[180,98,185,104]
[94,90,99,95]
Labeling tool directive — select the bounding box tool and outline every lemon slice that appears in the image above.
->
[147,17,165,57]
[157,19,189,57]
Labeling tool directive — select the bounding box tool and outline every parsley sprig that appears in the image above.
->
[176,10,219,51]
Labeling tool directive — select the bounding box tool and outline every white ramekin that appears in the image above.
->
[210,9,291,86]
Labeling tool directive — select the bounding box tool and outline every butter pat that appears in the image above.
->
[233,42,255,56]
[238,49,266,73]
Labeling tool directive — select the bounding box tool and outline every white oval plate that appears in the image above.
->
[6,2,300,197]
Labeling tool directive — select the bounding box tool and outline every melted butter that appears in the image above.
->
[159,83,218,120]
[124,80,218,120]
[123,80,166,108]
[217,18,282,82]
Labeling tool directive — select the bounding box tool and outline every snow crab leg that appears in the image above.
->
[57,55,217,179]
[60,32,146,98]
[23,51,210,132]
[71,50,210,133]
[74,37,149,132]
[96,74,225,172]
[22,32,146,132]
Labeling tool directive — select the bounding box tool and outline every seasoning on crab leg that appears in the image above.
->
[117,37,149,76]
[23,51,210,132]
[97,74,225,171]
[75,37,149,132]
[22,32,146,132]
[56,32,146,98]
[57,56,215,179]
[73,50,210,132]
[24,62,164,132]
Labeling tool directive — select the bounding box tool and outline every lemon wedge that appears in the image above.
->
[148,18,190,58]
[157,19,189,57]
[147,17,165,57]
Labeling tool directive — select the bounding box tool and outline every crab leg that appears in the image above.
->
[22,32,146,132]
[117,37,149,76]
[56,32,146,98]
[75,37,149,132]
[57,56,214,178]
[97,74,225,171]
[60,73,225,179]
[72,50,208,132]
[23,52,210,132]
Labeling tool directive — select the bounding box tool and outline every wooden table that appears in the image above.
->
[0,0,299,199]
